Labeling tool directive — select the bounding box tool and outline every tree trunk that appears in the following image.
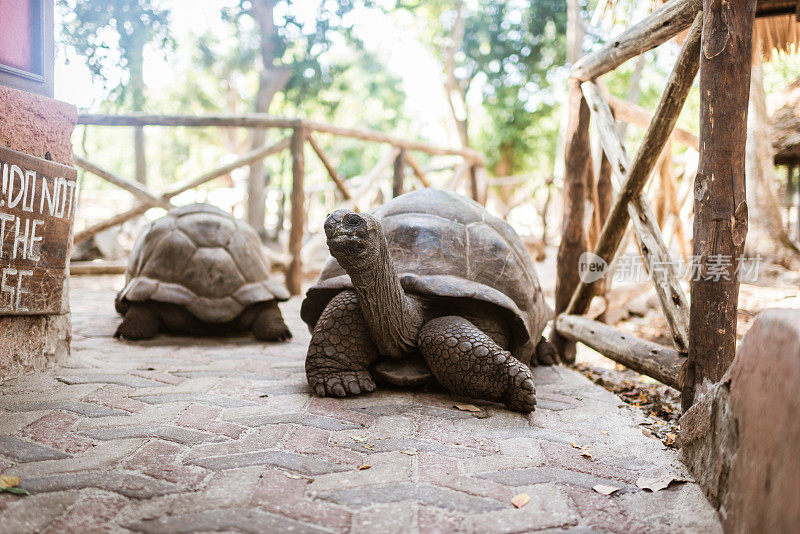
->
[247,0,290,237]
[744,60,800,264]
[441,0,469,148]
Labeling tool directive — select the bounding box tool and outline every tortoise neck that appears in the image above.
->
[346,235,425,357]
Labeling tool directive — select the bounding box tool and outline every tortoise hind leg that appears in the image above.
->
[306,290,377,397]
[417,316,536,413]
[115,304,159,340]
[252,301,292,342]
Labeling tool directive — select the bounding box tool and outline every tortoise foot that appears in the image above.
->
[252,302,292,342]
[309,369,376,397]
[305,290,379,398]
[503,360,537,413]
[115,304,159,340]
[417,315,536,414]
[534,336,559,366]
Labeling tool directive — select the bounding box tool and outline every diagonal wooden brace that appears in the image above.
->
[564,13,702,351]
[581,81,690,352]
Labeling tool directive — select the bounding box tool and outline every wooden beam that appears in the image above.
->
[685,0,757,410]
[287,126,306,296]
[552,78,592,363]
[73,204,152,244]
[70,260,127,275]
[76,113,483,162]
[73,156,170,209]
[404,152,432,188]
[134,126,147,186]
[166,136,291,197]
[572,0,702,81]
[393,149,406,197]
[581,81,691,352]
[605,93,699,150]
[554,314,684,391]
[307,133,351,200]
[566,14,702,329]
[73,137,291,244]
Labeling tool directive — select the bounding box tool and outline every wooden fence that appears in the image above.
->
[72,114,486,295]
[552,0,760,411]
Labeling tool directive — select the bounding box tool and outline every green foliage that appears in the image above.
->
[399,0,568,177]
[58,0,173,109]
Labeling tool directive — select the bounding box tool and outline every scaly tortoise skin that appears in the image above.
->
[115,203,291,341]
[301,189,554,413]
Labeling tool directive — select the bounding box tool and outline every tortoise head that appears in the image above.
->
[324,210,384,269]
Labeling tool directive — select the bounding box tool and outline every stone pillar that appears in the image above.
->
[0,85,77,382]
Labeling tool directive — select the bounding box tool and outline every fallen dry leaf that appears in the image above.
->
[0,475,20,487]
[284,473,305,480]
[600,430,609,435]
[362,443,375,450]
[454,404,482,413]
[580,451,592,458]
[511,493,530,508]
[400,450,418,456]
[636,475,689,492]
[592,484,621,496]
[570,442,581,449]
[351,436,367,442]
[0,475,29,496]
[358,465,371,471]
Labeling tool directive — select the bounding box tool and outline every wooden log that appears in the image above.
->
[572,0,702,81]
[552,78,592,363]
[605,93,699,150]
[287,126,306,296]
[404,152,432,188]
[554,314,684,391]
[582,81,691,352]
[74,137,291,244]
[246,163,267,238]
[448,161,471,191]
[77,113,300,129]
[76,113,483,162]
[134,126,147,186]
[73,204,152,244]
[69,260,127,275]
[167,136,290,197]
[307,133,351,200]
[305,119,484,163]
[393,149,406,197]
[685,0,757,411]
[566,14,702,327]
[73,156,170,209]
[343,147,401,210]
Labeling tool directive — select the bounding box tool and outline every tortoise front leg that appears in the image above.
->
[417,316,536,413]
[306,290,378,397]
[115,303,160,340]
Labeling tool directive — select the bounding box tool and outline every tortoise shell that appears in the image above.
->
[116,203,289,323]
[300,189,552,362]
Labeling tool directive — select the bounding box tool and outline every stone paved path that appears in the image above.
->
[0,276,721,533]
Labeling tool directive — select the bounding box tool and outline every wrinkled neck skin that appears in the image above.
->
[337,235,425,358]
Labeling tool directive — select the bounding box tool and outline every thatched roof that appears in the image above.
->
[754,1,800,62]
[771,78,800,165]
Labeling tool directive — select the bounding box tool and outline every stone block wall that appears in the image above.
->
[680,308,800,533]
[0,85,77,382]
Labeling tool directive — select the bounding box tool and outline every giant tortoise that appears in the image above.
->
[115,203,291,341]
[301,188,554,413]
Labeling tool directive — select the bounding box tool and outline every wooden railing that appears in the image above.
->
[72,114,486,295]
[553,0,758,412]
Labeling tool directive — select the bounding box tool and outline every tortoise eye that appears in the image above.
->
[343,213,363,227]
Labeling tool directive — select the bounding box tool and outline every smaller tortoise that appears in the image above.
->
[302,189,555,413]
[115,203,291,341]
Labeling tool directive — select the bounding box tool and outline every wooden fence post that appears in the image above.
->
[247,160,267,238]
[552,78,591,362]
[134,126,147,186]
[685,0,756,410]
[393,149,406,197]
[287,125,306,296]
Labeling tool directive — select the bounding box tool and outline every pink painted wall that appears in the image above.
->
[0,0,33,71]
